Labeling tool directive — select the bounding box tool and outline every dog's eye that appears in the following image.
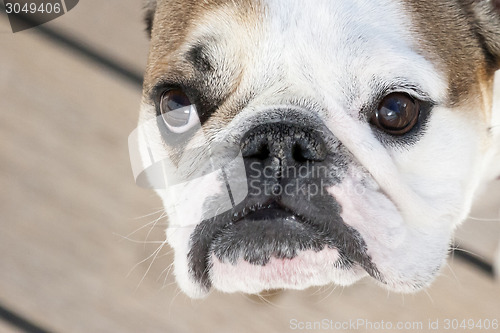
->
[371,93,419,135]
[160,89,197,133]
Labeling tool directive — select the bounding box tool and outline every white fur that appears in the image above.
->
[209,248,368,293]
[138,0,497,297]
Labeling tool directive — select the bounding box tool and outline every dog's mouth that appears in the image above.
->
[231,200,301,223]
[187,195,383,292]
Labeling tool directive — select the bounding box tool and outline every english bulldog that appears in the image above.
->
[131,0,500,298]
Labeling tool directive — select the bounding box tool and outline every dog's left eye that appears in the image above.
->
[371,93,420,135]
[160,89,197,133]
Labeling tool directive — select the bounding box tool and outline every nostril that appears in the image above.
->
[292,143,308,163]
[244,141,270,160]
[253,143,270,160]
[292,139,326,163]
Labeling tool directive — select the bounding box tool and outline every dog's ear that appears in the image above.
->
[469,0,500,69]
[144,0,157,38]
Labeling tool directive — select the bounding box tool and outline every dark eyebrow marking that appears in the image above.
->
[186,44,214,73]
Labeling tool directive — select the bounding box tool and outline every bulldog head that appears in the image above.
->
[133,0,500,298]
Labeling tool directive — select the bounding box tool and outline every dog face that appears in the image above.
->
[135,0,500,298]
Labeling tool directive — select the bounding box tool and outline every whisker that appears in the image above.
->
[145,211,168,244]
[310,285,330,297]
[155,249,175,281]
[466,215,500,222]
[450,244,495,276]
[160,262,176,286]
[257,294,283,309]
[118,219,166,242]
[135,240,168,291]
[169,287,187,314]
[133,208,166,220]
[338,285,346,298]
[450,244,481,257]
[443,262,460,285]
[156,251,174,259]
[423,288,434,304]
[241,293,263,306]
[114,233,166,244]
[127,240,166,278]
[317,284,338,304]
[161,279,178,289]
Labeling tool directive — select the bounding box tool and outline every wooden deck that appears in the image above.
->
[1,1,499,332]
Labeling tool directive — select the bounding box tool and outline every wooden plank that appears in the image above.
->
[0,14,177,332]
[44,0,150,74]
[0,301,52,333]
[455,180,500,264]
[0,322,24,333]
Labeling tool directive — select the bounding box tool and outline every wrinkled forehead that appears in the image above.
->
[144,0,485,109]
[144,0,260,94]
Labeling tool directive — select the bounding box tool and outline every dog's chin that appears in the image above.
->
[179,200,389,298]
[171,209,448,298]
[178,250,440,299]
[206,212,368,294]
[208,248,369,294]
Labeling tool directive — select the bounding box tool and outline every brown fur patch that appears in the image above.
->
[402,0,496,111]
[143,0,262,98]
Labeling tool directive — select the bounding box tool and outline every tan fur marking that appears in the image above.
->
[403,0,495,115]
[143,0,262,98]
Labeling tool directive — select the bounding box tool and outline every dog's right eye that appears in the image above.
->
[160,89,197,133]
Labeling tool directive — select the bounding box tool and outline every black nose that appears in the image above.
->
[240,122,327,164]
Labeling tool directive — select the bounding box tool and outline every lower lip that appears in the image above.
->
[241,208,297,221]
[208,248,367,293]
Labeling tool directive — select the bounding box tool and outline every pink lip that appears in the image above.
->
[208,247,367,292]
